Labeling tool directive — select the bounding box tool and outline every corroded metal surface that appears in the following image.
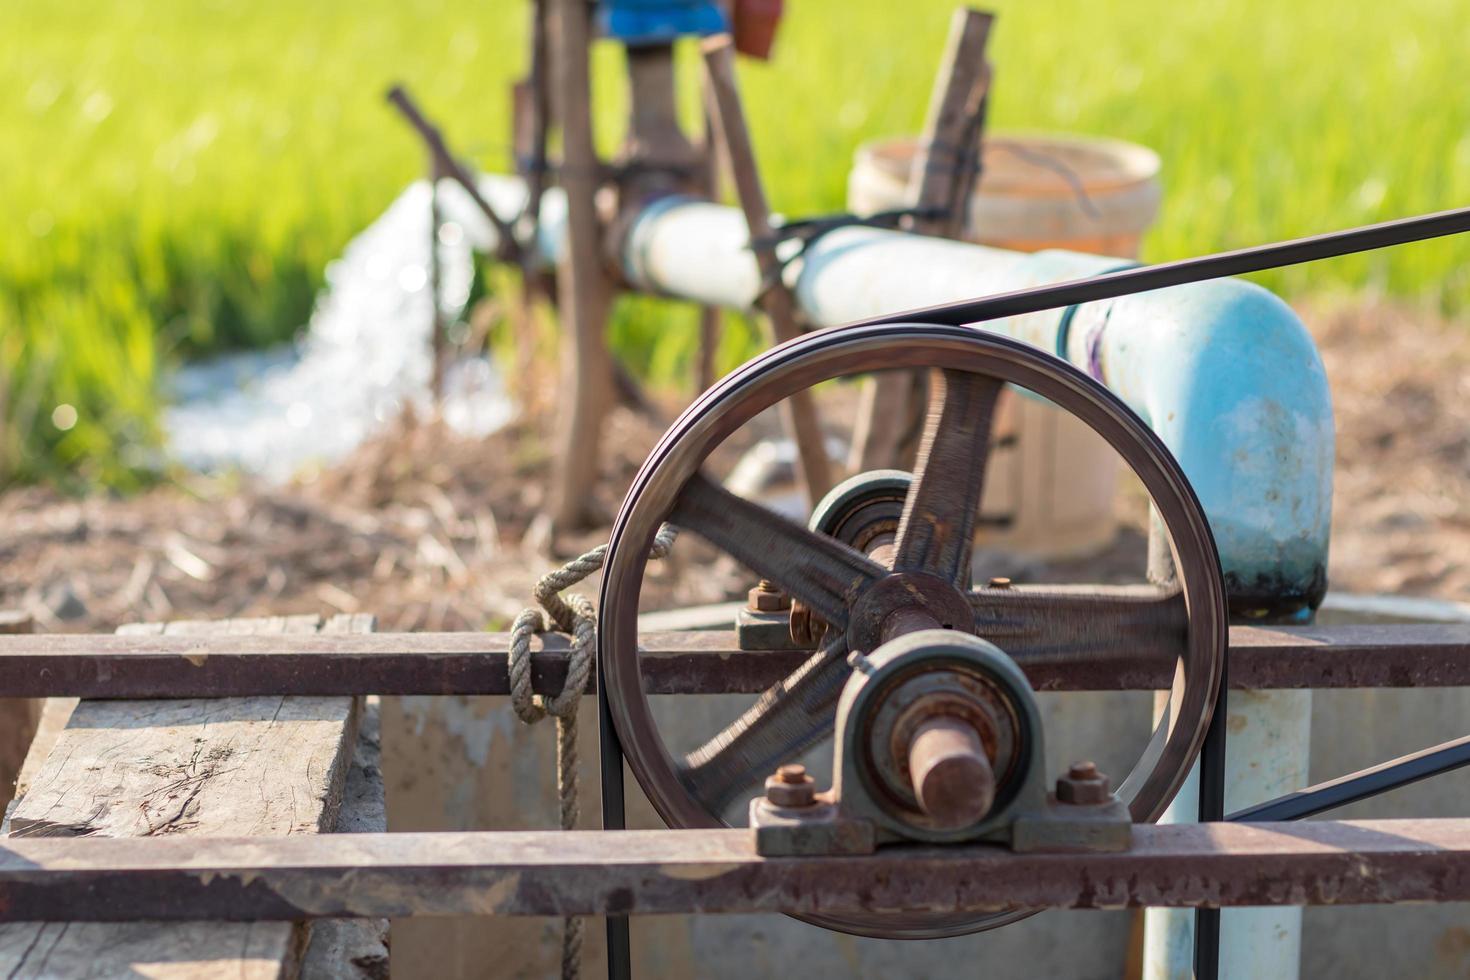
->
[599,327,1227,938]
[601,329,1228,831]
[1,821,1468,922]
[0,623,1464,697]
[891,370,1003,585]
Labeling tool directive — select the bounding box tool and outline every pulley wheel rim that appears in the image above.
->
[599,323,1227,939]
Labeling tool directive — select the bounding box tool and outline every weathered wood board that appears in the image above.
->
[0,613,387,979]
[0,610,41,813]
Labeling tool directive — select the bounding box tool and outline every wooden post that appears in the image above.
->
[906,8,995,237]
[701,35,833,506]
[850,8,995,474]
[847,370,927,473]
[546,0,615,531]
[0,611,35,813]
[696,95,724,396]
[428,159,448,404]
[696,305,722,393]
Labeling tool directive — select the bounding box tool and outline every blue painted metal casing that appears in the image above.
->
[599,0,727,45]
[1033,251,1334,621]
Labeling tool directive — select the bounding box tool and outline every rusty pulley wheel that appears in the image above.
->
[599,323,1227,939]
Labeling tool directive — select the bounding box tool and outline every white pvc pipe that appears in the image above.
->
[1144,690,1313,979]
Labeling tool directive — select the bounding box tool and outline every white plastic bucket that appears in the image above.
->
[848,132,1163,559]
[847,132,1162,257]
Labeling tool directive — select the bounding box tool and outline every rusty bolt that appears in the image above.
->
[1056,760,1111,805]
[747,579,791,613]
[764,763,816,808]
[988,576,1012,589]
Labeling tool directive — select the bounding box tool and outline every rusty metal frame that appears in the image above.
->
[1,821,1469,922]
[3,623,1470,975]
[0,622,1464,698]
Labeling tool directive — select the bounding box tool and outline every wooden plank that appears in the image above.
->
[0,613,381,979]
[0,620,162,837]
[302,693,390,980]
[0,820,1466,920]
[851,8,994,470]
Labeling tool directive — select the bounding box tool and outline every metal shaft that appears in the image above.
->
[876,607,1001,827]
[908,717,996,828]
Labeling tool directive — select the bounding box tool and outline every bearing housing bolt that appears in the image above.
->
[764,763,816,808]
[748,579,792,613]
[1056,760,1111,805]
[988,576,1012,589]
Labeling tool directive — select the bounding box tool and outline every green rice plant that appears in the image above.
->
[4,0,1468,487]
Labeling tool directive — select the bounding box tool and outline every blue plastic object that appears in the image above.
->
[599,0,727,46]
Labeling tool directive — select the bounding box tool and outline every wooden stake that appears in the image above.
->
[906,8,995,237]
[427,160,447,405]
[546,0,614,531]
[701,34,833,506]
[852,7,995,472]
[696,89,724,396]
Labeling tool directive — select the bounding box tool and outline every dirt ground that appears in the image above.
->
[2,296,1467,635]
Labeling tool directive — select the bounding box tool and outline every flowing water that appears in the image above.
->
[165,179,512,482]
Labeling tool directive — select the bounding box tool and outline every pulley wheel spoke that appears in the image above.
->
[669,470,884,630]
[678,636,851,814]
[893,370,1005,585]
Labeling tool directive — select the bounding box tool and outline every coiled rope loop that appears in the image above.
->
[507,523,677,980]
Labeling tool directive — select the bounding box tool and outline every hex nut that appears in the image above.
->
[748,580,792,612]
[1056,760,1111,805]
[765,764,816,807]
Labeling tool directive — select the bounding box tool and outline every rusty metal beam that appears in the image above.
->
[0,623,1464,698]
[0,820,1467,922]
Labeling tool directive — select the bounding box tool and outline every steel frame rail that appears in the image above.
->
[0,622,1464,697]
[0,821,1467,922]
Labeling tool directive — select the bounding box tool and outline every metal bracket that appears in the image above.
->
[750,786,1132,858]
[1012,797,1133,853]
[735,607,798,651]
[749,797,876,857]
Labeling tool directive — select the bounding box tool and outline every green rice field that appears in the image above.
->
[5,0,1469,487]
